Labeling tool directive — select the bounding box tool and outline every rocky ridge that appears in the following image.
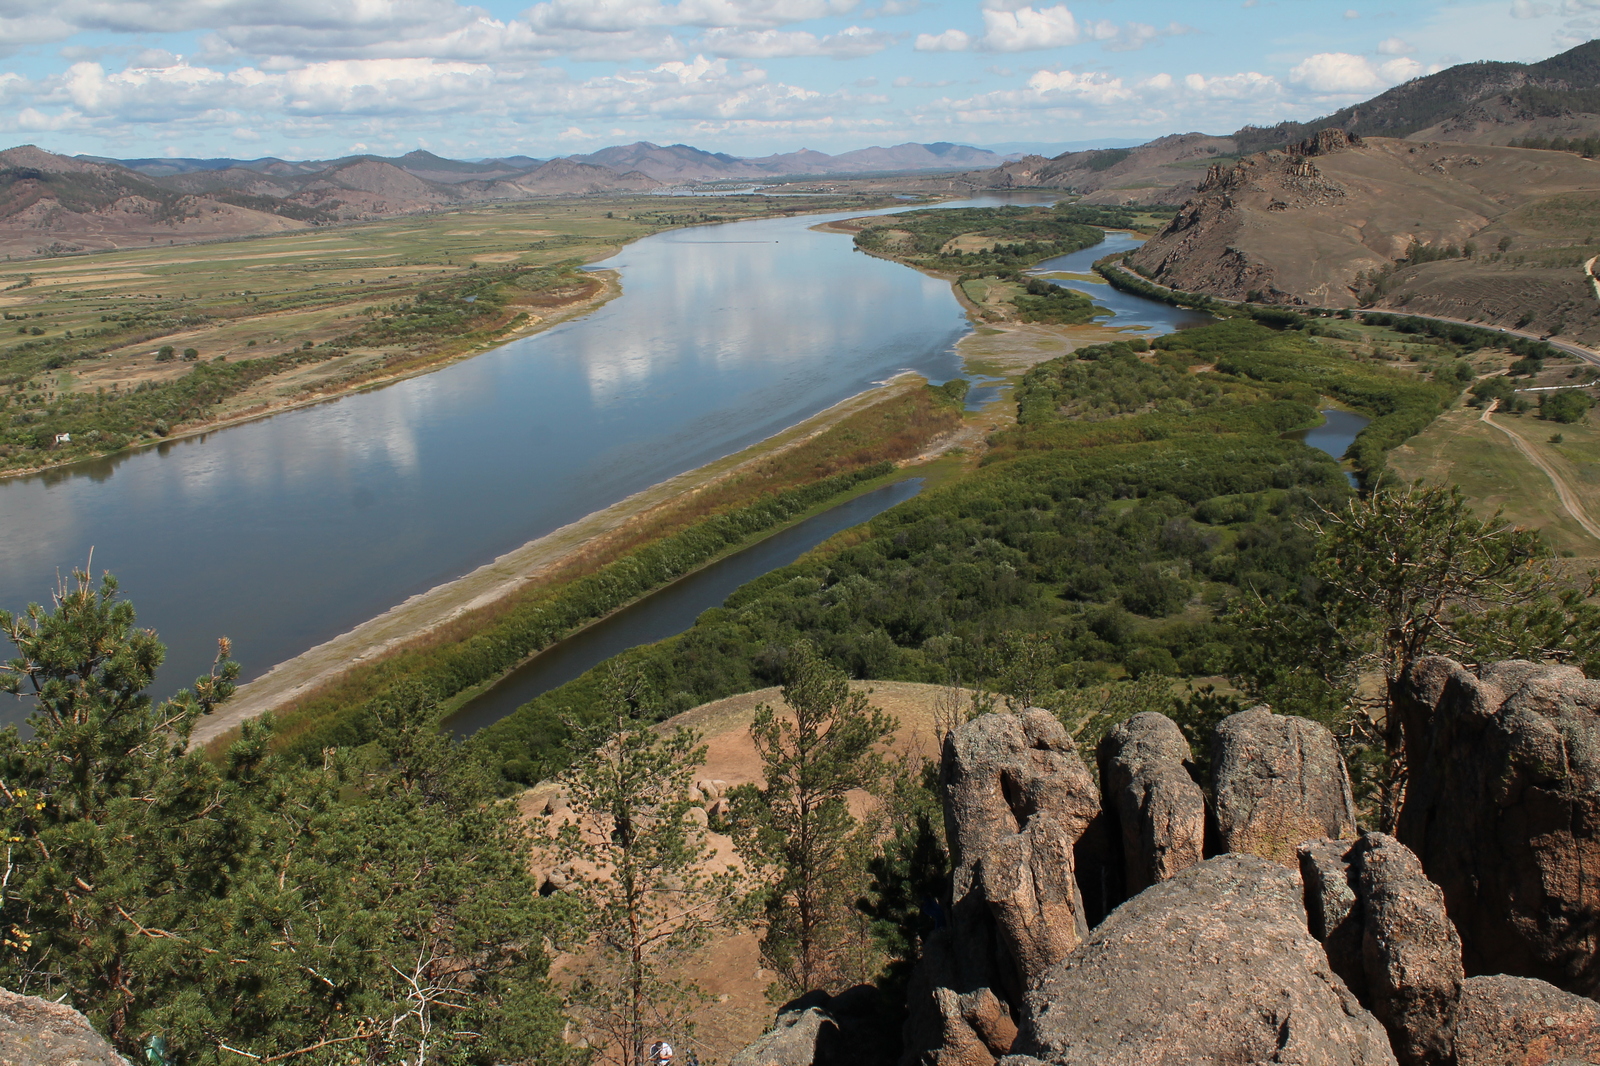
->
[734,658,1600,1066]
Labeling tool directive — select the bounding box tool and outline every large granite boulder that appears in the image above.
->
[940,709,1101,1002]
[1211,706,1357,865]
[0,988,129,1066]
[1453,974,1600,1066]
[1004,854,1397,1066]
[1353,833,1463,1066]
[1396,657,1600,995]
[1096,712,1206,896]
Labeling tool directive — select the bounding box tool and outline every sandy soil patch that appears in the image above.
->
[520,680,961,1064]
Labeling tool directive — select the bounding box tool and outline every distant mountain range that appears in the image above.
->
[78,141,1015,186]
[0,139,1018,259]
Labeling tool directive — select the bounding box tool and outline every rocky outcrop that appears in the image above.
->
[1453,974,1600,1066]
[1300,838,1367,1000]
[1396,657,1600,995]
[732,987,895,1066]
[0,988,129,1066]
[1008,854,1398,1066]
[1211,707,1357,866]
[940,709,1101,1002]
[734,660,1600,1066]
[901,710,1102,1066]
[1353,834,1463,1066]
[1096,712,1206,895]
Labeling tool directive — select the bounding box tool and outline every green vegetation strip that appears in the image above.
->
[470,320,1458,785]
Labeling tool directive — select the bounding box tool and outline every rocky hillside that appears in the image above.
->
[734,656,1600,1066]
[1236,39,1600,153]
[965,132,1237,207]
[1123,129,1600,343]
[963,40,1600,205]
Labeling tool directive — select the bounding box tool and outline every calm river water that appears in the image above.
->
[0,199,1032,712]
[0,201,1378,730]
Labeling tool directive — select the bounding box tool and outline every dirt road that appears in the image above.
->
[1482,401,1600,543]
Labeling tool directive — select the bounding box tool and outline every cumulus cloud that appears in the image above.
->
[524,0,859,33]
[1376,36,1414,54]
[924,62,1283,135]
[914,28,970,50]
[976,4,1114,52]
[1509,0,1553,15]
[1288,51,1425,94]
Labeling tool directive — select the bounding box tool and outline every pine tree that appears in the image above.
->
[0,571,575,1064]
[554,667,739,1066]
[728,642,896,999]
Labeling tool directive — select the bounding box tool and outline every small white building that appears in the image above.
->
[53,433,70,445]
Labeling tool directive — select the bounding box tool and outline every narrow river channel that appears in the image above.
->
[446,477,924,735]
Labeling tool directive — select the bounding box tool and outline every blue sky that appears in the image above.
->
[0,0,1595,160]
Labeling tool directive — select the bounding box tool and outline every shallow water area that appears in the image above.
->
[1289,408,1371,486]
[1031,231,1212,336]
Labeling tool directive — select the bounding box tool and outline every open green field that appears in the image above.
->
[0,191,890,474]
[1389,397,1600,561]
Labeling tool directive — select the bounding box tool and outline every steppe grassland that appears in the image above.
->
[1389,399,1600,563]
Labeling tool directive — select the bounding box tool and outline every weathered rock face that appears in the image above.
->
[1300,838,1367,1001]
[0,988,129,1066]
[922,987,1019,1066]
[1211,706,1357,866]
[1096,712,1206,896]
[733,987,895,1066]
[1396,657,1600,995]
[1353,834,1463,1066]
[731,1007,836,1066]
[1007,855,1398,1066]
[1453,974,1600,1066]
[940,709,1101,1003]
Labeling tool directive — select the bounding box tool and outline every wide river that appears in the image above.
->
[0,197,1030,710]
[0,202,1372,727]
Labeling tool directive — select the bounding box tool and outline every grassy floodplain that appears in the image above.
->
[0,190,903,475]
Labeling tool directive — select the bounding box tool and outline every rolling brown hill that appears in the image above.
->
[1126,130,1600,345]
[967,132,1238,205]
[0,145,659,260]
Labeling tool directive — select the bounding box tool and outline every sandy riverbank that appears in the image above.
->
[190,374,939,748]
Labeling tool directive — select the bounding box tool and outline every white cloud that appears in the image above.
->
[698,24,892,57]
[1344,8,1359,17]
[1376,36,1414,54]
[1289,52,1384,93]
[914,28,970,50]
[523,0,860,33]
[976,4,1106,52]
[1510,0,1553,15]
[0,13,79,52]
[1105,20,1194,52]
[1024,67,1133,104]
